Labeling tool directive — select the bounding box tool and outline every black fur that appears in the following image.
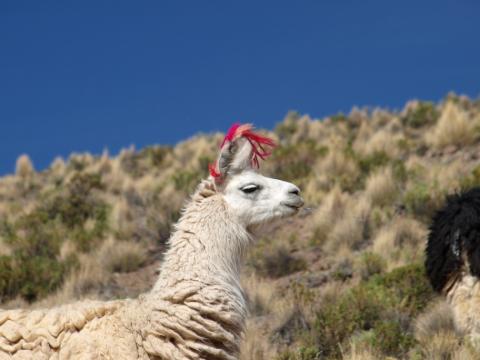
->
[426,187,480,292]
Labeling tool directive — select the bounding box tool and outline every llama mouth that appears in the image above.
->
[282,200,304,211]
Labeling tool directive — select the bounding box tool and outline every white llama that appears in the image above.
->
[0,123,304,359]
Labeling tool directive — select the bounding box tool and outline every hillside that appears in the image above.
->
[1,93,480,359]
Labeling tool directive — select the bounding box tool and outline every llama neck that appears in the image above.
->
[140,183,251,359]
[153,189,251,290]
[445,274,480,335]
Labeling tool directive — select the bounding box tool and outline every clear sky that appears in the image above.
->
[1,1,479,175]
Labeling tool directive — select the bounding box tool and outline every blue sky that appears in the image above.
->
[1,1,479,175]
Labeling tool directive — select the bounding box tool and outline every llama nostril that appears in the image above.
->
[289,187,300,196]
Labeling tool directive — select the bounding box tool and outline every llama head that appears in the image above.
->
[426,187,480,292]
[209,123,304,229]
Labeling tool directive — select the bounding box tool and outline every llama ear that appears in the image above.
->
[216,138,253,177]
[209,123,275,185]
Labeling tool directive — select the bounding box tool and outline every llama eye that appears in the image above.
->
[241,185,259,194]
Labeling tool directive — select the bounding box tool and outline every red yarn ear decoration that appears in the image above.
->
[220,123,241,148]
[209,162,221,178]
[241,128,276,168]
[209,123,276,180]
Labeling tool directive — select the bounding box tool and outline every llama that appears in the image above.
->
[0,123,304,359]
[426,187,480,340]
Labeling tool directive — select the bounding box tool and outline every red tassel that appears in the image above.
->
[221,123,241,148]
[241,128,276,168]
[209,162,221,178]
[209,123,276,179]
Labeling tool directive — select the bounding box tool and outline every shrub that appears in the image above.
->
[391,158,408,183]
[369,264,433,312]
[272,141,328,184]
[290,281,315,306]
[356,252,386,280]
[119,148,143,177]
[248,243,307,279]
[404,182,430,212]
[368,320,415,356]
[141,145,172,167]
[172,170,200,192]
[341,147,392,190]
[275,111,300,141]
[10,256,67,302]
[0,256,17,301]
[403,182,444,221]
[402,101,439,128]
[309,263,434,358]
[5,210,62,258]
[0,172,110,302]
[68,155,91,172]
[329,112,348,123]
[356,150,391,176]
[47,172,105,227]
[0,214,74,302]
[45,172,109,251]
[276,346,321,360]
[331,259,353,281]
[459,165,480,190]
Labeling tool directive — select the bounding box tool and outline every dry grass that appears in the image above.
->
[59,240,77,260]
[316,147,360,190]
[342,343,382,360]
[247,236,308,279]
[319,148,357,177]
[50,156,66,174]
[15,154,34,179]
[427,101,477,149]
[353,118,406,158]
[99,237,147,273]
[370,108,395,129]
[451,344,480,360]
[425,161,470,195]
[0,240,12,256]
[325,195,371,253]
[310,186,351,246]
[364,167,398,207]
[240,318,276,360]
[415,300,459,341]
[413,300,480,359]
[372,217,427,268]
[420,332,461,360]
[36,254,108,307]
[240,274,295,360]
[302,177,327,204]
[242,274,278,316]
